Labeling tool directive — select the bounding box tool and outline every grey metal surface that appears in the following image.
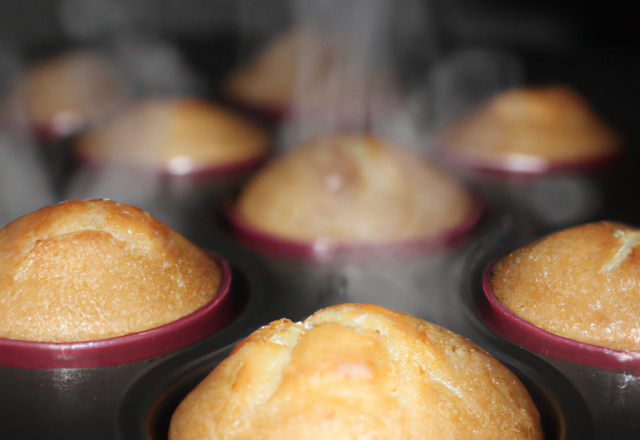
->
[114,203,593,440]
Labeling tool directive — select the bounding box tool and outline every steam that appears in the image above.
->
[243,0,527,154]
[0,132,56,228]
[230,0,530,320]
[66,161,186,231]
[1,44,55,227]
[59,0,203,100]
[276,0,406,149]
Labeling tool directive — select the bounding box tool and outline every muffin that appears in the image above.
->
[169,303,541,440]
[484,221,640,439]
[231,135,479,255]
[221,28,309,118]
[489,221,640,352]
[0,199,224,343]
[222,27,397,124]
[74,97,270,174]
[7,49,129,140]
[438,86,622,174]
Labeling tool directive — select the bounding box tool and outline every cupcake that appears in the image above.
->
[69,98,271,232]
[0,199,236,440]
[482,221,640,439]
[0,199,231,346]
[437,86,623,235]
[231,134,480,257]
[170,303,541,440]
[7,49,129,141]
[221,28,307,121]
[489,221,640,352]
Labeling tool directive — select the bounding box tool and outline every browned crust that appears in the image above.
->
[0,199,221,342]
[170,303,541,440]
[492,221,640,351]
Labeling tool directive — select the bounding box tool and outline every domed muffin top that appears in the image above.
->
[222,27,396,114]
[491,221,640,351]
[234,135,475,244]
[0,199,222,342]
[75,98,270,171]
[439,86,622,168]
[170,303,541,440]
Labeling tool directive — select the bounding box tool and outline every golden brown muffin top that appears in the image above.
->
[12,50,128,130]
[234,135,474,243]
[75,98,270,169]
[170,303,541,440]
[0,199,222,342]
[439,86,622,165]
[492,221,640,351]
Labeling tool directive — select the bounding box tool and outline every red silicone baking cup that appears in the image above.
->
[479,259,640,375]
[74,149,271,179]
[0,252,235,369]
[438,148,622,179]
[227,196,485,261]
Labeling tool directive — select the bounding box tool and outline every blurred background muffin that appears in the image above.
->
[68,98,271,234]
[232,134,477,252]
[229,134,483,325]
[5,49,129,142]
[438,86,622,174]
[436,85,623,239]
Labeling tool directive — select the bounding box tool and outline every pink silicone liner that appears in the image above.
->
[227,196,485,261]
[0,252,234,370]
[75,150,271,179]
[438,148,622,179]
[480,259,640,375]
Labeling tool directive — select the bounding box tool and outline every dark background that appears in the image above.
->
[2,0,639,222]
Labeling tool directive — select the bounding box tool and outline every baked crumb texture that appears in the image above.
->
[234,135,474,243]
[0,199,222,342]
[492,221,640,351]
[170,303,541,440]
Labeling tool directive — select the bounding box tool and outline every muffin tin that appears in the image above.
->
[109,199,594,440]
[117,332,590,440]
[437,151,620,240]
[2,36,637,440]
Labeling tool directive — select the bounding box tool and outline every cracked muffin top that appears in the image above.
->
[170,303,541,440]
[0,199,222,342]
[491,221,640,351]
